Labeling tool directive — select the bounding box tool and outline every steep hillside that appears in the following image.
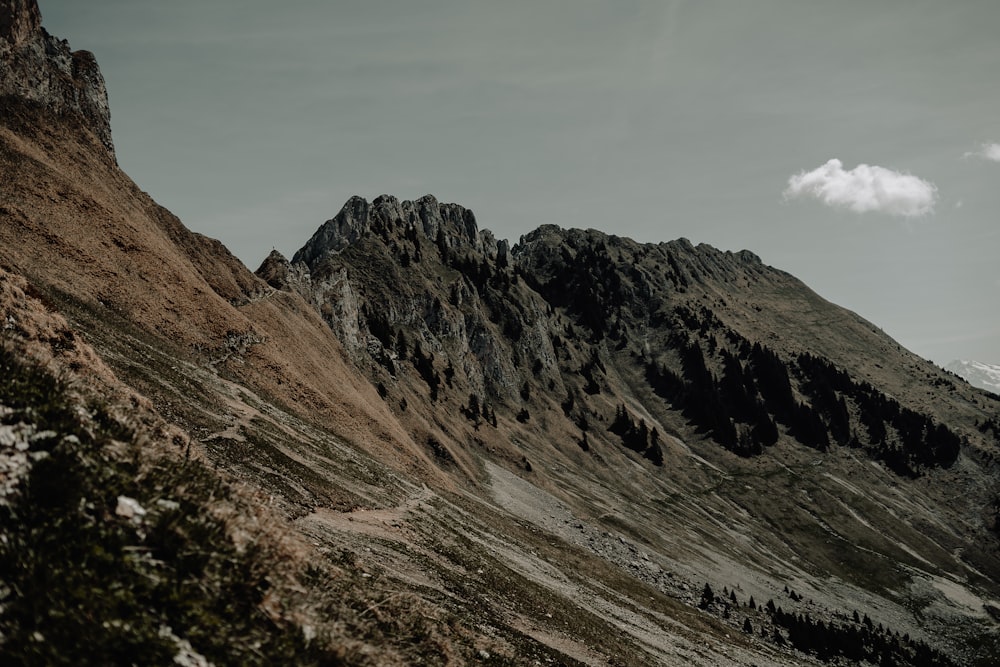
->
[266,193,1000,664]
[0,3,437,484]
[3,1,1000,664]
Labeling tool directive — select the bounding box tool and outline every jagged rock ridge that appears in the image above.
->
[291,194,505,267]
[0,0,114,157]
[268,194,987,477]
[263,194,529,401]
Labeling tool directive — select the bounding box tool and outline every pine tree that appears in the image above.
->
[465,394,480,421]
[643,440,664,466]
[699,583,714,609]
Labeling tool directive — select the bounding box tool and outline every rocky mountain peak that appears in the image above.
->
[0,0,114,159]
[291,194,501,268]
[255,248,289,284]
[514,225,768,298]
[0,0,41,47]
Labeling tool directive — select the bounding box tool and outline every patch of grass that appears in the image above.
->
[0,343,340,665]
[421,505,676,666]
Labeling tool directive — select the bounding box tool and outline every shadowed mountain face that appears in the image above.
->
[3,2,1000,664]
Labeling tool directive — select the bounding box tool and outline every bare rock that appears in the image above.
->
[0,0,115,158]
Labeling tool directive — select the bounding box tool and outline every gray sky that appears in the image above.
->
[40,1,999,365]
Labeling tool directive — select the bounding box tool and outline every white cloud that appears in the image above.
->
[963,143,1000,161]
[783,158,937,217]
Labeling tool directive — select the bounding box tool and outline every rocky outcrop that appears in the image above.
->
[292,194,500,267]
[257,248,366,354]
[264,195,553,404]
[0,0,114,158]
[0,0,40,46]
[256,249,310,294]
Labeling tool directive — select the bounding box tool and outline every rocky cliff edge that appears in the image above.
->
[0,0,114,158]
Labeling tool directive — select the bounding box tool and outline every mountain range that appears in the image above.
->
[2,2,999,665]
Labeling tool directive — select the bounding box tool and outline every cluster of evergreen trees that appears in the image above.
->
[645,333,963,476]
[796,353,961,477]
[436,228,516,296]
[519,240,635,342]
[609,405,664,466]
[461,393,497,428]
[580,349,604,395]
[699,583,955,666]
[769,606,954,666]
[645,342,782,457]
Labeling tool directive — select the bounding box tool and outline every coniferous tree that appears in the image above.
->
[699,583,714,609]
[643,438,664,466]
[562,389,576,416]
[395,330,409,358]
[749,343,795,422]
[464,394,481,421]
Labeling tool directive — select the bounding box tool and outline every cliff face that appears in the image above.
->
[263,194,546,402]
[0,0,114,157]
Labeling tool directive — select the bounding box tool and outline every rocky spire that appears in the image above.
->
[0,0,41,47]
[291,195,497,268]
[0,0,115,159]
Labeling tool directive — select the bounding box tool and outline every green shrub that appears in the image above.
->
[0,344,337,665]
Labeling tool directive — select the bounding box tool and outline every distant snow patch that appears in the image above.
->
[945,359,1000,395]
[783,158,937,217]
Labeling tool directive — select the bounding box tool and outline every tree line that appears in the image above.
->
[646,334,962,476]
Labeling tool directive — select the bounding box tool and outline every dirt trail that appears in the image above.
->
[298,483,434,540]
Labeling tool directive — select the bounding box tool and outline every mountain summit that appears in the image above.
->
[3,4,1000,665]
[0,0,114,157]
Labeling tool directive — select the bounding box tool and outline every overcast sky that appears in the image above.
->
[41,1,999,365]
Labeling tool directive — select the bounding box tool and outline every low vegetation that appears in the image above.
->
[698,582,958,667]
[0,342,334,664]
